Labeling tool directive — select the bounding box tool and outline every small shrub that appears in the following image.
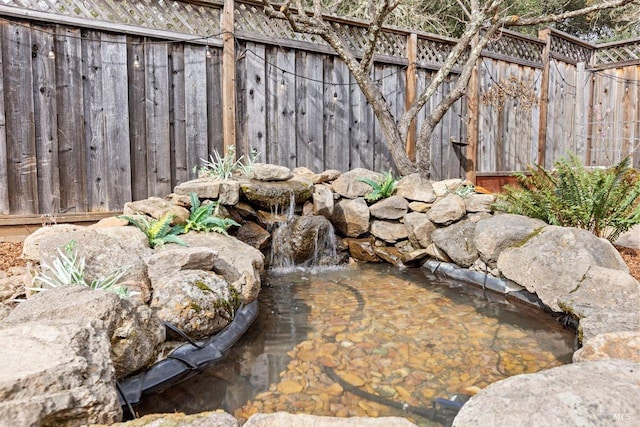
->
[358,171,397,202]
[494,154,640,242]
[31,240,133,299]
[183,192,240,235]
[119,213,187,248]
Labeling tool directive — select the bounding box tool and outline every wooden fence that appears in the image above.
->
[0,0,638,218]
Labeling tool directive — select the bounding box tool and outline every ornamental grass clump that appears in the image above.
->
[494,154,640,242]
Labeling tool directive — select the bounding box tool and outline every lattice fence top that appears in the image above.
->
[550,33,592,64]
[485,32,544,64]
[594,39,640,65]
[0,0,221,36]
[416,37,459,66]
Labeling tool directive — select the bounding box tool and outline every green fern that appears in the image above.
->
[358,171,397,202]
[183,192,240,234]
[119,213,187,248]
[494,154,640,242]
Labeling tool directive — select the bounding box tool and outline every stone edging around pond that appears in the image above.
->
[0,163,638,426]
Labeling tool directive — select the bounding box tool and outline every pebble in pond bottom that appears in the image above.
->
[235,265,575,426]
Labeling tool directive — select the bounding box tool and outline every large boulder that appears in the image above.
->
[370,220,409,244]
[4,285,164,378]
[239,177,313,210]
[174,178,240,205]
[0,319,121,425]
[145,247,219,285]
[123,197,190,225]
[331,168,383,199]
[21,224,83,261]
[395,173,436,203]
[453,360,640,427]
[403,212,436,249]
[497,226,630,311]
[426,194,466,225]
[431,220,479,267]
[313,184,335,218]
[473,214,546,267]
[579,311,640,343]
[114,411,239,426]
[331,198,370,238]
[573,331,640,363]
[270,215,339,267]
[244,413,417,427]
[292,167,341,184]
[236,222,271,250]
[150,270,237,339]
[252,163,292,181]
[464,194,496,213]
[179,232,264,303]
[369,196,408,220]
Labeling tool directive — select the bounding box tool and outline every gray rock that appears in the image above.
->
[0,320,121,426]
[373,246,404,266]
[150,270,236,339]
[331,198,370,237]
[239,178,313,210]
[331,168,383,199]
[453,360,640,427]
[5,285,164,378]
[395,173,436,203]
[426,194,466,225]
[88,216,129,229]
[558,265,640,319]
[252,163,293,181]
[145,246,219,285]
[21,224,82,261]
[114,411,239,426]
[432,178,463,197]
[179,232,264,303]
[370,220,409,244]
[464,193,496,213]
[174,178,240,205]
[236,222,271,250]
[579,311,640,343]
[474,214,547,267]
[369,196,408,220]
[344,238,380,263]
[431,220,478,267]
[123,197,190,225]
[498,226,630,311]
[292,167,340,184]
[424,243,451,262]
[270,215,340,267]
[404,212,436,249]
[244,412,417,427]
[313,184,335,218]
[407,201,431,212]
[573,331,640,363]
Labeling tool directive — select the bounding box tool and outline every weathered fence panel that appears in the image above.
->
[0,0,638,219]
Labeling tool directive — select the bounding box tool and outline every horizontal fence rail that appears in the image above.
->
[0,0,638,218]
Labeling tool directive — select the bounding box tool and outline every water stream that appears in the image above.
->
[134,263,576,425]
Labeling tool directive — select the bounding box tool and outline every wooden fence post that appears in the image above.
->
[536,29,551,168]
[405,33,417,162]
[465,35,480,184]
[222,0,236,156]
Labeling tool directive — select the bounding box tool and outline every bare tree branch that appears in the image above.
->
[456,0,472,20]
[360,0,401,73]
[501,0,637,27]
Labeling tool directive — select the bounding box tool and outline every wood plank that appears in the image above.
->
[146,42,172,197]
[296,50,324,172]
[31,25,60,215]
[56,26,86,213]
[633,65,640,169]
[477,59,494,172]
[439,77,452,177]
[222,0,236,156]
[101,34,132,210]
[206,46,224,157]
[537,29,551,169]
[0,23,8,215]
[184,45,208,179]
[349,69,374,170]
[2,22,38,214]
[265,47,278,164]
[374,64,396,173]
[405,33,417,161]
[324,56,350,172]
[274,47,296,169]
[429,68,444,179]
[243,43,267,163]
[127,36,147,201]
[574,62,587,161]
[235,42,248,158]
[169,44,188,185]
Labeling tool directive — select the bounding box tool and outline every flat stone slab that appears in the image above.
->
[244,412,417,427]
[453,360,640,427]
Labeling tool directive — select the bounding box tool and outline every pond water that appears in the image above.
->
[134,263,576,425]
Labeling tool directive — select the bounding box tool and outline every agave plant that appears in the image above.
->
[494,154,640,242]
[358,171,398,202]
[183,192,240,235]
[119,213,187,248]
[31,240,133,299]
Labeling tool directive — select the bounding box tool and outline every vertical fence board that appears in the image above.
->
[184,45,208,179]
[56,26,86,213]
[429,72,444,178]
[0,24,8,214]
[274,48,296,168]
[266,47,278,164]
[127,37,147,201]
[349,71,374,170]
[146,43,172,197]
[296,51,324,172]
[243,43,267,162]
[169,44,188,185]
[3,23,37,214]
[374,65,396,173]
[31,26,60,214]
[206,46,224,158]
[101,34,131,210]
[324,57,350,172]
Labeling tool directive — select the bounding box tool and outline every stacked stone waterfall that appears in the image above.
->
[0,162,638,426]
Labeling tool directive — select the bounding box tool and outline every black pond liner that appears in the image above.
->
[117,300,258,413]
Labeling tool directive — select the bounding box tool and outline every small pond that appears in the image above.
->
[134,263,576,425]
